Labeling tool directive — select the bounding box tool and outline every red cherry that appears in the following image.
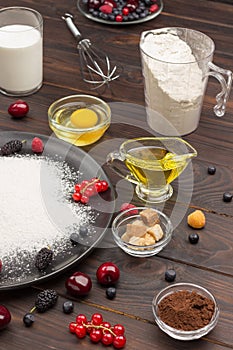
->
[122,7,129,15]
[72,192,82,202]
[90,328,102,343]
[0,305,11,330]
[91,313,103,325]
[113,335,126,349]
[96,262,120,286]
[115,14,123,22]
[8,100,29,118]
[69,322,77,333]
[88,0,103,9]
[65,271,92,296]
[75,324,87,338]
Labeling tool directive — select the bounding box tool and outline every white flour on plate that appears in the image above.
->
[0,155,94,282]
[141,32,206,135]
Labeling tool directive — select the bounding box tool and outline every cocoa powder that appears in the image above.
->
[158,290,215,331]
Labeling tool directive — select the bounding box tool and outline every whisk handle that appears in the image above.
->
[62,13,82,41]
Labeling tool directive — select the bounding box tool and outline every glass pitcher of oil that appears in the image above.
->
[106,137,197,203]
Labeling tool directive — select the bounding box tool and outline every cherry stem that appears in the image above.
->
[81,178,100,194]
[29,306,37,313]
[83,322,116,336]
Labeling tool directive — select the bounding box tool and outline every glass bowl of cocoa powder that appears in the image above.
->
[152,282,220,340]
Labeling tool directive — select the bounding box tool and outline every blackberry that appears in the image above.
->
[35,247,53,271]
[35,289,58,313]
[1,140,24,156]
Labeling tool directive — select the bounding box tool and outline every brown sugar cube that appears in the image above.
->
[140,208,159,227]
[121,232,130,243]
[126,219,147,237]
[187,210,206,229]
[147,224,164,242]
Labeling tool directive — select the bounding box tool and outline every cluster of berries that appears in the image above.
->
[72,177,109,204]
[69,313,126,349]
[85,0,160,22]
[0,137,44,156]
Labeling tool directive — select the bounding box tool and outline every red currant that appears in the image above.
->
[122,7,129,15]
[113,324,125,336]
[102,332,114,345]
[85,320,93,334]
[80,180,89,190]
[149,3,158,12]
[75,324,87,338]
[74,183,81,192]
[120,203,138,215]
[69,322,77,333]
[94,181,103,193]
[113,335,126,349]
[101,321,111,329]
[80,195,89,204]
[91,313,103,325]
[115,14,123,22]
[76,314,87,325]
[100,180,109,192]
[72,192,82,202]
[90,329,102,343]
[84,186,95,197]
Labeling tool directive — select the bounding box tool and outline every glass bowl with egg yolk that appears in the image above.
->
[48,95,111,146]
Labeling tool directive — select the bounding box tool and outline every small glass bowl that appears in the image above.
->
[152,283,220,341]
[48,94,111,146]
[112,207,173,257]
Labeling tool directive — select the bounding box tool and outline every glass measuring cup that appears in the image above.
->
[106,137,197,203]
[140,27,232,136]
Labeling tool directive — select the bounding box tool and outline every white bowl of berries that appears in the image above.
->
[112,206,173,257]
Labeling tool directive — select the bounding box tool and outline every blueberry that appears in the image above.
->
[23,313,35,327]
[99,12,108,20]
[108,14,116,21]
[208,165,216,175]
[132,12,139,19]
[92,10,99,17]
[123,15,129,21]
[223,192,233,202]
[63,300,74,314]
[165,269,176,282]
[106,287,116,300]
[189,232,199,244]
[70,232,79,245]
[136,8,142,13]
[79,225,88,236]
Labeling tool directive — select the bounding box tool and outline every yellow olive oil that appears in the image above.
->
[125,146,188,188]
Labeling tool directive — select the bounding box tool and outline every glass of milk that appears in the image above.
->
[140,27,232,136]
[0,7,43,96]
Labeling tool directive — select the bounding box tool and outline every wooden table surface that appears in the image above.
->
[1,0,233,349]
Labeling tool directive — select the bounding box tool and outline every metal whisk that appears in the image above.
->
[62,13,120,89]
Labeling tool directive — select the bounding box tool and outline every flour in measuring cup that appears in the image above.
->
[141,33,205,135]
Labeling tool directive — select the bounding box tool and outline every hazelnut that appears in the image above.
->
[187,210,206,229]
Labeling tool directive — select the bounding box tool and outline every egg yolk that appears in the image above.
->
[70,108,98,128]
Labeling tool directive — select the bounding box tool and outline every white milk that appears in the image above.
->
[0,24,42,94]
[140,33,205,136]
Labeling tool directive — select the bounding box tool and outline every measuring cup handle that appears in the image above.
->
[207,62,233,117]
[106,151,138,185]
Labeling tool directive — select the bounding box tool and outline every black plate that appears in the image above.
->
[0,131,115,290]
[77,0,163,25]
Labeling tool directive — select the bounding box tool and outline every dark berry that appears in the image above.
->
[165,269,176,282]
[106,287,116,299]
[65,272,92,296]
[70,232,79,245]
[189,232,199,244]
[23,313,35,327]
[8,100,29,118]
[63,301,74,314]
[223,192,233,202]
[1,140,24,156]
[79,225,88,236]
[208,165,216,175]
[108,13,116,20]
[35,289,58,313]
[35,247,53,271]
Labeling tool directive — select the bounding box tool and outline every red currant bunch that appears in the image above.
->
[69,312,126,349]
[72,177,109,204]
